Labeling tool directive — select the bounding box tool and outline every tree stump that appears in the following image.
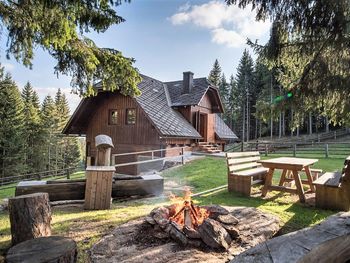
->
[9,193,52,245]
[6,236,77,263]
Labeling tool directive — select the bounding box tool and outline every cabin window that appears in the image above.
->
[109,109,119,125]
[126,108,136,125]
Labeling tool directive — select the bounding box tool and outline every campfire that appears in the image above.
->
[168,188,210,229]
[145,188,241,250]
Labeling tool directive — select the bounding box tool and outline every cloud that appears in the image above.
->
[169,1,271,48]
[3,63,15,71]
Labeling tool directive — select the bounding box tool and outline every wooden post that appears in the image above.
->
[334,131,337,139]
[6,236,77,263]
[8,193,52,246]
[325,144,329,158]
[241,141,244,152]
[181,147,184,165]
[66,168,70,179]
[84,166,114,210]
[293,144,297,157]
[265,144,268,157]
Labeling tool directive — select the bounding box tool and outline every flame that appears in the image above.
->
[168,187,210,229]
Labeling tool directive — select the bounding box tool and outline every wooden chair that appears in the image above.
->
[226,152,268,196]
[313,156,350,211]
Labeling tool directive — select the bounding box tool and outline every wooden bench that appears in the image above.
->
[313,156,350,211]
[226,152,268,196]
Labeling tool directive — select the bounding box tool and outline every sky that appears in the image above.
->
[0,0,271,112]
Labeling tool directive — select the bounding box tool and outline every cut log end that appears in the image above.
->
[6,236,77,263]
[9,192,52,245]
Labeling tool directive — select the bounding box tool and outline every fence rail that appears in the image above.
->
[228,141,350,158]
[0,166,81,189]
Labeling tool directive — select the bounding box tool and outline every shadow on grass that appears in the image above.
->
[195,189,334,234]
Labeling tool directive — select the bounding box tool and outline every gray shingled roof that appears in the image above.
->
[165,78,211,106]
[215,114,238,140]
[135,75,202,139]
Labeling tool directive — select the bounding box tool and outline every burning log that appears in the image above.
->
[197,218,232,250]
[169,222,188,246]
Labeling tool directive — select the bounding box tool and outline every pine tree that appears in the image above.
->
[235,50,255,142]
[0,1,141,96]
[41,95,58,170]
[219,74,230,121]
[0,68,26,178]
[54,89,81,169]
[21,82,44,172]
[208,59,222,87]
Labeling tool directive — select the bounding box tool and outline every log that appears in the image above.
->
[230,211,350,263]
[6,236,77,263]
[9,193,52,246]
[15,174,164,201]
[197,218,232,250]
[15,181,86,201]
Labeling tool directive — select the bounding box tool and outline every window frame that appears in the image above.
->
[108,109,119,125]
[125,108,136,125]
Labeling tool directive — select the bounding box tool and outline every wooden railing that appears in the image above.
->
[0,166,81,190]
[111,147,189,168]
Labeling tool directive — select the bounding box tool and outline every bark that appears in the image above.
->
[6,236,77,263]
[197,218,232,250]
[9,193,52,246]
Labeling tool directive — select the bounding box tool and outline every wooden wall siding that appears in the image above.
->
[177,107,192,123]
[198,93,213,110]
[86,94,161,148]
[207,114,215,142]
[164,138,192,145]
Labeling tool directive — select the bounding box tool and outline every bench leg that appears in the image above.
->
[262,168,275,197]
[304,166,316,192]
[279,169,288,186]
[292,170,305,203]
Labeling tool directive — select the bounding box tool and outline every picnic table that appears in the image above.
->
[258,157,318,203]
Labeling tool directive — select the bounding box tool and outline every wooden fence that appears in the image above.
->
[227,142,350,158]
[0,166,81,190]
[111,147,189,168]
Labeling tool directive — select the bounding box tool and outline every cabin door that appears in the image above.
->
[199,113,208,141]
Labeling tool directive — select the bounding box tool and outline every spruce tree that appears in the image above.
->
[235,50,255,142]
[41,95,58,170]
[208,59,222,87]
[0,1,141,96]
[21,82,44,172]
[0,68,26,178]
[219,74,230,121]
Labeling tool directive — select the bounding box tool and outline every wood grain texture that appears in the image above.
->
[7,236,77,263]
[84,169,113,210]
[9,193,52,246]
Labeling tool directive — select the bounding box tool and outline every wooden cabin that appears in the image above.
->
[63,72,238,174]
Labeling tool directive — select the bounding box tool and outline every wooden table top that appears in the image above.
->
[258,157,318,169]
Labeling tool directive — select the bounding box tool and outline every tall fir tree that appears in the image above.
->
[0,67,26,178]
[21,82,44,172]
[235,50,255,142]
[208,59,222,87]
[219,74,230,122]
[41,95,58,170]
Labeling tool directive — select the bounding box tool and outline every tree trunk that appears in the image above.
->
[278,112,282,138]
[6,236,77,263]
[325,116,330,133]
[309,112,313,135]
[9,193,52,246]
[282,111,286,136]
[242,106,245,142]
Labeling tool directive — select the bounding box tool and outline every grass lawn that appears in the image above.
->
[0,154,346,261]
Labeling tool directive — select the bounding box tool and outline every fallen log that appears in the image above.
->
[15,174,164,201]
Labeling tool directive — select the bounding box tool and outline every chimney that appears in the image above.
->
[182,71,194,94]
